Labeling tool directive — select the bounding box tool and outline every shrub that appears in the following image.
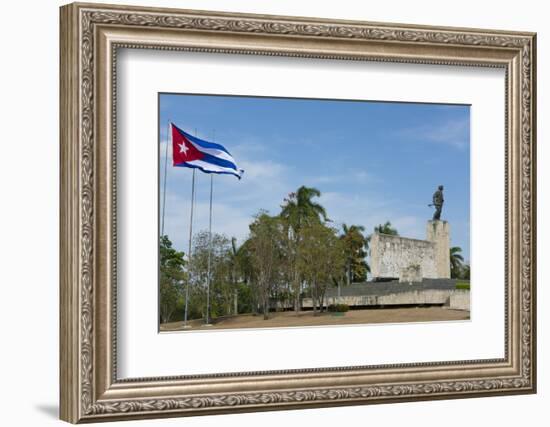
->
[328,303,349,312]
[456,281,470,290]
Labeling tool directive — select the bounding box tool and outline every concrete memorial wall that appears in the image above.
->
[371,220,451,281]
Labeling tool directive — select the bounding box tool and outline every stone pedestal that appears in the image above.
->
[426,220,451,279]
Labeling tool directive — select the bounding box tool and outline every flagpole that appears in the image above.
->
[160,120,170,237]
[183,169,196,328]
[204,129,217,326]
[205,173,213,326]
[183,129,199,329]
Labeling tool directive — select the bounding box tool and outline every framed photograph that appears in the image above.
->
[60,2,537,423]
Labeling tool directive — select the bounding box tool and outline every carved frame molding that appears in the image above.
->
[60,2,536,423]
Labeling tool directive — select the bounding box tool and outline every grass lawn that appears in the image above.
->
[160,306,470,332]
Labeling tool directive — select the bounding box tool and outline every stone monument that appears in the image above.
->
[370,186,451,281]
[370,222,451,281]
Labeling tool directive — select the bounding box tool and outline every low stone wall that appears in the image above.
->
[301,288,470,310]
[449,290,470,311]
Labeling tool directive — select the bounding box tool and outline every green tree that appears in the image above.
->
[298,222,345,314]
[159,235,186,323]
[340,223,369,285]
[224,236,258,315]
[374,221,398,235]
[233,237,257,313]
[248,211,284,320]
[280,186,328,313]
[189,231,233,320]
[450,246,465,279]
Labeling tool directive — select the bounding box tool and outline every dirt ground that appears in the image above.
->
[160,307,470,332]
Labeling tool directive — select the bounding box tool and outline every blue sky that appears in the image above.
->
[159,93,470,264]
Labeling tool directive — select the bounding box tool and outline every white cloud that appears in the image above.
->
[161,134,432,254]
[308,169,375,186]
[162,154,293,251]
[163,193,255,251]
[396,117,470,150]
[238,159,288,181]
[319,191,426,239]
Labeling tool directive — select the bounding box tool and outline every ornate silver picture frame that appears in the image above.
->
[60,2,536,423]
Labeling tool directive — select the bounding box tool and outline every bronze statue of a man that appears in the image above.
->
[432,185,444,220]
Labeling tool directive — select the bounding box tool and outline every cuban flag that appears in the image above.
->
[171,123,244,179]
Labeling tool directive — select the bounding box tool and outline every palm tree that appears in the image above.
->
[374,221,398,236]
[461,264,470,280]
[450,246,465,278]
[280,186,328,313]
[340,224,369,285]
[280,186,327,232]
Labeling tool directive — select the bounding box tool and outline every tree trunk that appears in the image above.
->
[319,287,326,313]
[263,294,269,320]
[312,282,318,315]
[293,270,301,315]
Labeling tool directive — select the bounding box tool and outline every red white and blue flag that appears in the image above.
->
[171,123,244,179]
